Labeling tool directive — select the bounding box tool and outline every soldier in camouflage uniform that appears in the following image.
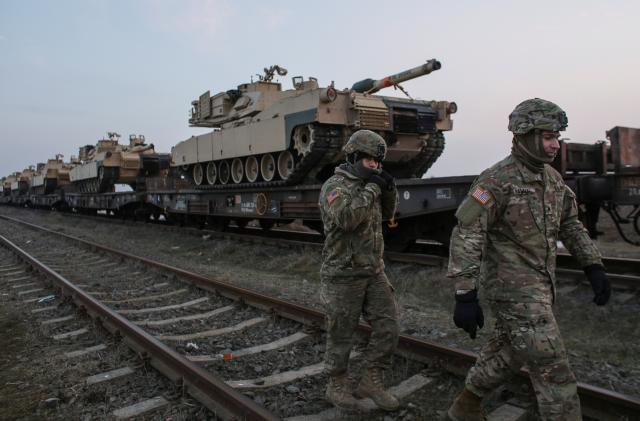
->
[446,98,611,421]
[319,129,400,411]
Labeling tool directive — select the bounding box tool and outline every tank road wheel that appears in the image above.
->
[277,151,295,180]
[245,156,259,183]
[231,158,244,184]
[193,163,204,186]
[293,124,315,157]
[206,162,217,185]
[218,160,230,185]
[260,154,276,182]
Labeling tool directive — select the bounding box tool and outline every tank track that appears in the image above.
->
[194,123,344,190]
[406,131,445,178]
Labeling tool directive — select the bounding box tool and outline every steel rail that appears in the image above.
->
[2,214,639,419]
[0,231,279,421]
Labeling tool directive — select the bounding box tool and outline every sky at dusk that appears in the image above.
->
[1,0,638,178]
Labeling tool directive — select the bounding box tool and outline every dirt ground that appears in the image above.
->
[1,207,639,419]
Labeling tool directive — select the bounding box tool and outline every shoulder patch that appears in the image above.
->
[327,190,340,205]
[471,186,493,206]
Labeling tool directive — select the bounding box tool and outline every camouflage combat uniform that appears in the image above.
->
[448,154,602,420]
[319,165,399,376]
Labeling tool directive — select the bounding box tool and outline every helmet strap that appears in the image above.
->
[342,156,380,180]
[512,130,553,172]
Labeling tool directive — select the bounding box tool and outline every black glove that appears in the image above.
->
[584,264,611,305]
[368,170,395,191]
[454,290,484,339]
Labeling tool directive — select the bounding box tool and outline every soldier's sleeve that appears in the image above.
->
[324,183,381,231]
[380,187,398,220]
[447,176,501,290]
[558,185,603,267]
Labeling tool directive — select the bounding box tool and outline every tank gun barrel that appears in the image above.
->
[351,59,441,94]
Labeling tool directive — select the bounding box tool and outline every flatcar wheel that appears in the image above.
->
[277,151,295,180]
[193,163,204,186]
[261,154,276,182]
[231,158,244,184]
[206,162,217,185]
[245,156,259,183]
[218,160,230,185]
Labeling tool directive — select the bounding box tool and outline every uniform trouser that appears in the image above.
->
[465,301,581,421]
[320,272,399,376]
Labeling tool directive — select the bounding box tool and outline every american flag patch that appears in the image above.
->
[327,190,340,205]
[471,187,492,206]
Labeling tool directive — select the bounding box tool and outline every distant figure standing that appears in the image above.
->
[446,98,611,421]
[318,130,400,411]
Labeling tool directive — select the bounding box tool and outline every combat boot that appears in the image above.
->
[447,387,486,421]
[326,374,359,410]
[355,368,399,411]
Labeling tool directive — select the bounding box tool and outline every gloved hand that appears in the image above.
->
[368,170,395,191]
[584,264,611,305]
[454,289,484,339]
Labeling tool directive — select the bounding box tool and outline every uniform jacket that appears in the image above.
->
[319,167,398,278]
[448,154,602,304]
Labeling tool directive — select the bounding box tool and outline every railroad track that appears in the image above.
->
[4,207,640,292]
[1,214,639,420]
[0,247,216,419]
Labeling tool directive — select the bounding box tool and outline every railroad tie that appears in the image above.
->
[41,315,75,325]
[17,288,44,296]
[613,292,636,304]
[188,331,309,362]
[102,288,188,304]
[157,317,266,341]
[52,328,88,340]
[64,344,108,359]
[31,305,58,313]
[85,367,135,385]
[285,373,433,420]
[117,296,209,315]
[486,403,529,421]
[112,396,169,419]
[228,351,360,389]
[23,295,58,304]
[556,285,579,295]
[135,305,234,327]
[11,282,38,289]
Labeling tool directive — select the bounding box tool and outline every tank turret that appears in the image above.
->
[172,60,457,187]
[69,132,171,193]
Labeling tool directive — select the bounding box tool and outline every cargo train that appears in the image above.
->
[2,61,639,248]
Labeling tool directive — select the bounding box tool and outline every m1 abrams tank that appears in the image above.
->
[12,167,37,196]
[30,154,72,195]
[69,132,171,193]
[2,173,19,197]
[172,60,457,188]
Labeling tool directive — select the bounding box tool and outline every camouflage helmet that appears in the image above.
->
[508,98,568,134]
[342,129,387,161]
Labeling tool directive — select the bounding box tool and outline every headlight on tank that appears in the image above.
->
[320,87,337,103]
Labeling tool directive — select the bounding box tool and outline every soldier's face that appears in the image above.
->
[541,131,561,158]
[362,157,380,170]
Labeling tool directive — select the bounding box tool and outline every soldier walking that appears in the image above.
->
[318,130,400,411]
[446,98,611,421]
